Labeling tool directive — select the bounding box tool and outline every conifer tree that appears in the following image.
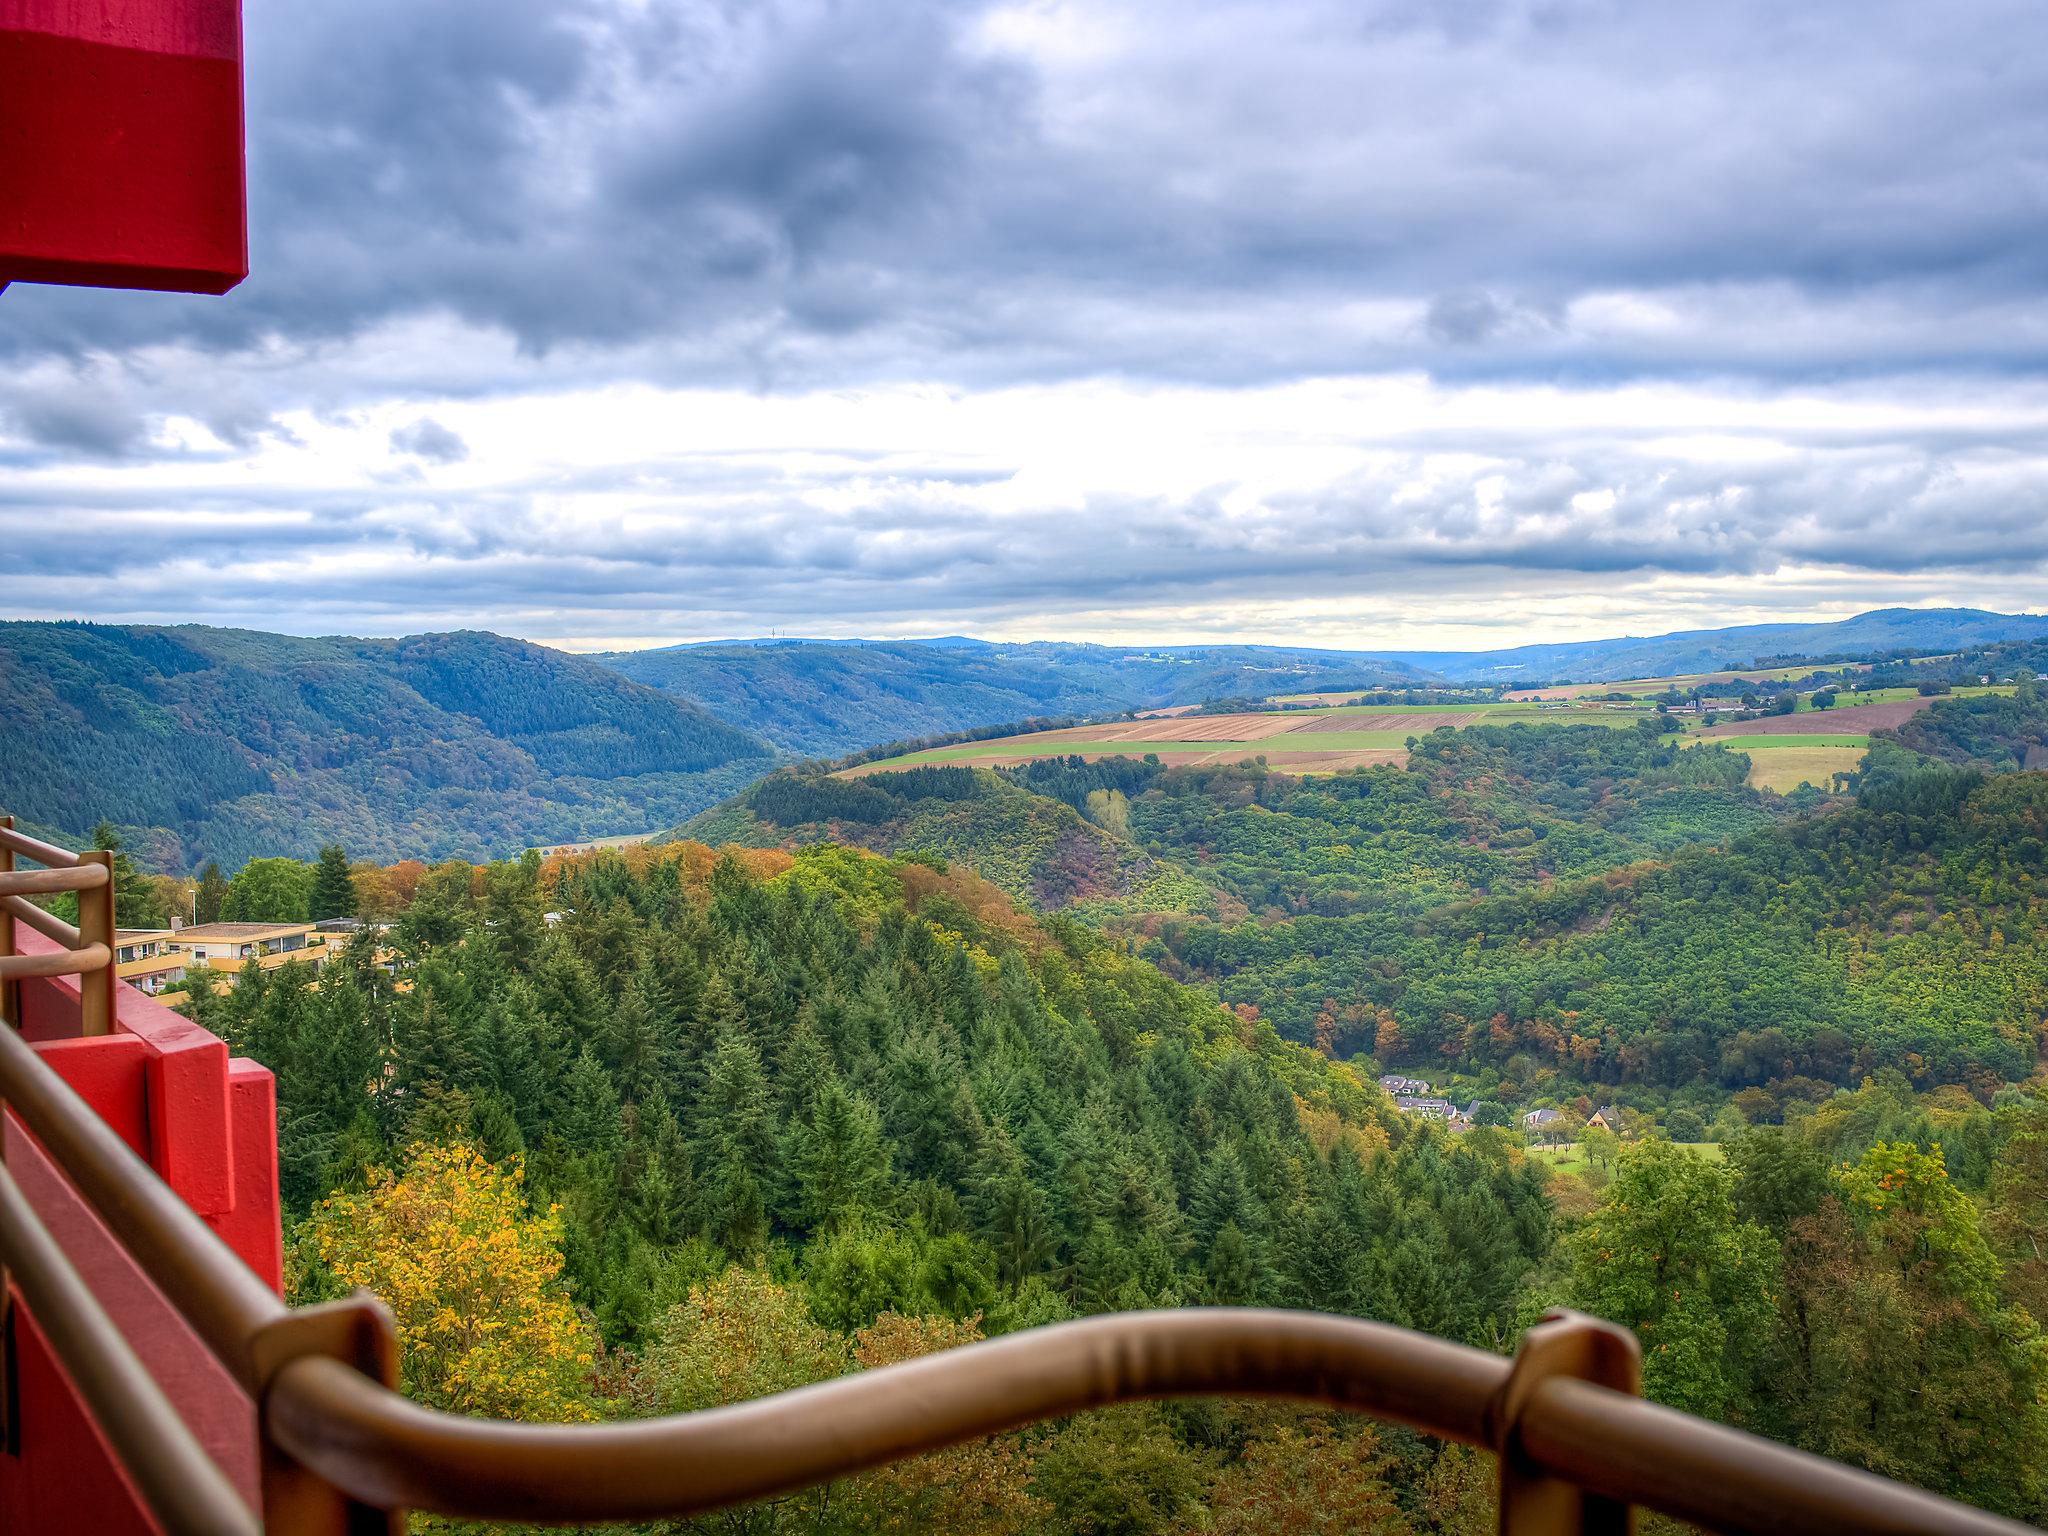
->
[789,1074,893,1228]
[690,1026,779,1255]
[309,843,357,921]
[193,860,229,924]
[90,820,168,927]
[560,1048,622,1160]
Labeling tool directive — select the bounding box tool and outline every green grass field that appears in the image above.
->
[1706,733,1871,750]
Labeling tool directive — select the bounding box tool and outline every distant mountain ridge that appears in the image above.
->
[0,623,775,868]
[598,608,2048,755]
[1390,607,2048,682]
[597,639,1432,757]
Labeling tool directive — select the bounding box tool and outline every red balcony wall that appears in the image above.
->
[2,929,280,1531]
[0,0,247,293]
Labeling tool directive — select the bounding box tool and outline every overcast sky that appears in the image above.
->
[6,0,2047,650]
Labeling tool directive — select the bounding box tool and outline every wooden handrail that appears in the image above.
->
[0,818,114,1034]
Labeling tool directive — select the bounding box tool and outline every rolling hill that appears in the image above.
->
[1392,607,2048,683]
[675,763,1222,920]
[0,623,776,868]
[599,611,2048,757]
[595,640,1434,756]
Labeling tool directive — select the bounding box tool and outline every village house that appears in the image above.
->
[1378,1073,1431,1096]
[1587,1106,1623,1134]
[1394,1095,1458,1120]
[1522,1107,1562,1130]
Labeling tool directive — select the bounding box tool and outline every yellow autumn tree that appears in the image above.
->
[308,1142,595,1422]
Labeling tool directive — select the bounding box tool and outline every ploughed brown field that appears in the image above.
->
[1027,713,1312,743]
[1288,711,1482,734]
[1696,698,1932,737]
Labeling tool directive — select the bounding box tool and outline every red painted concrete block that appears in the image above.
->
[1,934,281,1530]
[215,1056,284,1291]
[0,0,246,292]
[25,1031,149,1159]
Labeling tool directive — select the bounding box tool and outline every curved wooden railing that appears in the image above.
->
[0,824,2032,1535]
[0,817,115,1035]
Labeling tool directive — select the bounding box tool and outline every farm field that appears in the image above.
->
[847,698,1648,774]
[1505,662,1868,701]
[1695,697,1931,736]
[1736,745,1868,793]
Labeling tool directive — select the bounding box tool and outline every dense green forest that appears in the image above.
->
[1887,682,2048,771]
[683,763,1218,920]
[696,711,2047,1102]
[0,623,774,867]
[195,841,2048,1528]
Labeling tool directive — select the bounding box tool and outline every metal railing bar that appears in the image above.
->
[0,1156,262,1536]
[0,1022,287,1387]
[265,1309,1507,1524]
[1520,1375,2034,1535]
[0,944,112,981]
[0,826,83,869]
[0,894,81,949]
[0,865,109,898]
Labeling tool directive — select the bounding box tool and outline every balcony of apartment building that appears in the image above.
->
[175,923,329,974]
[0,813,2034,1535]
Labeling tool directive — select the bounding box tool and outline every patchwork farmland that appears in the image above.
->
[845,698,1650,774]
[847,680,2015,790]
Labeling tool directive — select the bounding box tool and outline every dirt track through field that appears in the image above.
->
[1697,698,1931,737]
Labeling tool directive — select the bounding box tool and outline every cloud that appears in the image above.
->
[3,0,2045,646]
[390,418,471,463]
[5,374,2045,647]
[2,0,2045,388]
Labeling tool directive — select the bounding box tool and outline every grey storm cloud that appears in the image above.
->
[390,418,471,463]
[8,420,2048,639]
[4,0,2048,386]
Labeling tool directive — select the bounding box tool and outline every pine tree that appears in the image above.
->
[690,1027,778,1255]
[599,971,670,1108]
[789,1075,893,1229]
[193,860,229,924]
[309,843,358,921]
[89,820,167,927]
[393,955,479,1098]
[560,1048,622,1159]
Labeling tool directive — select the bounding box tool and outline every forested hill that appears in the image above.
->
[1163,759,2048,1092]
[596,640,1434,756]
[678,763,1223,920]
[218,835,2048,1525]
[694,723,1783,924]
[0,623,775,867]
[598,611,2048,746]
[702,720,2048,1100]
[1884,682,2048,771]
[1395,606,2048,683]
